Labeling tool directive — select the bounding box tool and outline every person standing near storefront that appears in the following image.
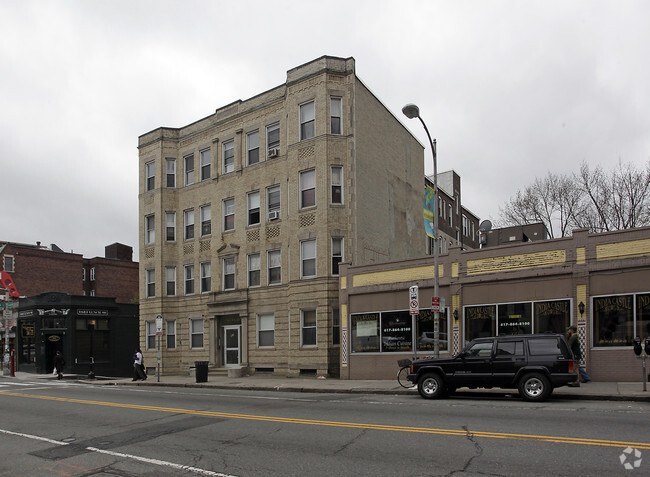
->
[567,325,591,386]
[132,348,147,381]
[53,351,65,380]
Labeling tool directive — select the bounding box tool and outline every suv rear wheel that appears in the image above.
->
[518,372,552,402]
[418,373,444,399]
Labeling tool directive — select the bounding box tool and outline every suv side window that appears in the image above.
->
[466,342,493,357]
[496,340,524,356]
[528,338,561,355]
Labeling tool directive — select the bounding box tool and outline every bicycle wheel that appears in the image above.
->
[397,366,414,388]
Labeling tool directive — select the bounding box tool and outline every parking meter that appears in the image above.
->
[645,337,650,356]
[633,337,642,356]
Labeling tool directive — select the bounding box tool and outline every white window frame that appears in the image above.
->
[184,209,195,240]
[332,237,343,276]
[248,253,260,288]
[184,153,194,186]
[330,97,342,135]
[301,309,317,346]
[301,239,316,278]
[200,204,211,237]
[247,191,260,226]
[300,101,315,140]
[166,212,176,242]
[166,158,176,188]
[190,318,204,349]
[90,267,96,281]
[200,261,211,293]
[145,161,155,191]
[145,268,155,298]
[257,313,275,348]
[246,130,259,166]
[184,264,195,295]
[222,140,234,174]
[165,266,176,296]
[266,123,280,158]
[331,166,343,205]
[267,184,281,219]
[200,148,211,181]
[166,320,176,349]
[223,198,235,231]
[146,321,156,350]
[145,214,155,245]
[223,256,236,291]
[267,250,281,285]
[3,255,15,272]
[300,169,316,209]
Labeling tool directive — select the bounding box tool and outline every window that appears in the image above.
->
[462,215,469,236]
[3,255,14,272]
[223,198,235,231]
[145,161,155,191]
[332,308,340,345]
[184,209,195,240]
[448,204,453,227]
[300,101,315,140]
[223,140,234,173]
[332,237,343,276]
[166,320,176,349]
[331,166,343,204]
[300,169,316,208]
[223,257,236,290]
[496,340,524,356]
[190,318,204,348]
[200,148,211,181]
[165,212,176,241]
[528,338,561,356]
[90,267,95,281]
[247,130,259,165]
[166,158,176,188]
[330,97,342,134]
[594,294,634,347]
[82,268,86,281]
[184,154,194,186]
[144,214,155,245]
[268,250,281,285]
[439,196,443,218]
[267,123,280,158]
[258,313,275,347]
[200,261,211,293]
[301,309,317,346]
[301,239,316,278]
[165,267,176,296]
[146,321,156,350]
[267,185,280,219]
[247,191,260,226]
[248,253,260,287]
[200,205,211,236]
[184,264,194,295]
[145,269,155,298]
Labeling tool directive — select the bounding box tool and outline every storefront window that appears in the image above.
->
[498,302,532,335]
[351,313,380,352]
[636,293,650,340]
[20,322,35,364]
[465,305,496,341]
[593,295,633,347]
[381,311,412,352]
[417,309,448,352]
[534,300,570,334]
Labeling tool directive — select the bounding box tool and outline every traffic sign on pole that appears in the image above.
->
[431,297,440,312]
[409,286,419,315]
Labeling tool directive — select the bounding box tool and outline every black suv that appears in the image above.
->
[407,334,576,401]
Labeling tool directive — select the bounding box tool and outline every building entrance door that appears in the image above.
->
[223,326,240,367]
[45,334,64,373]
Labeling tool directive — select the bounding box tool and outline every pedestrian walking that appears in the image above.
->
[566,325,591,386]
[133,348,147,381]
[53,351,65,380]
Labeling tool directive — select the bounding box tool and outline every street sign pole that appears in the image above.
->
[409,286,419,359]
[156,315,163,382]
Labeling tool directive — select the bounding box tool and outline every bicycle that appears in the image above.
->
[396,358,414,389]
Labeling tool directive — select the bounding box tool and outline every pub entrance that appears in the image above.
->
[44,333,64,374]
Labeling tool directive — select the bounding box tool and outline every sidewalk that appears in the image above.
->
[8,371,650,402]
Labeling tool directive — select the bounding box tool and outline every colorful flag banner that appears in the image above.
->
[424,185,435,239]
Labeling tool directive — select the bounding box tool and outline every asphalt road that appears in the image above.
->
[0,377,648,476]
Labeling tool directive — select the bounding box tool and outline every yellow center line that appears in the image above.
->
[2,391,649,450]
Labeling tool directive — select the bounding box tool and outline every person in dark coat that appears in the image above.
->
[54,351,65,380]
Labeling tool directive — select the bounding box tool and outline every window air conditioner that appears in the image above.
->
[268,211,280,221]
[268,148,279,158]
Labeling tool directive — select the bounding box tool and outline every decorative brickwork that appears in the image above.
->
[247,230,260,242]
[199,240,211,253]
[265,225,280,240]
[467,250,566,275]
[144,248,155,259]
[183,243,194,255]
[299,213,316,228]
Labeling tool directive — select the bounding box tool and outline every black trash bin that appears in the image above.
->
[195,361,209,383]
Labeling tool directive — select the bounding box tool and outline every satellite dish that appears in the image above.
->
[479,220,492,232]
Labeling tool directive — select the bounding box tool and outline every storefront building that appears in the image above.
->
[17,292,139,377]
[339,227,650,382]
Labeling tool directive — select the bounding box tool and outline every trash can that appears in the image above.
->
[195,361,209,383]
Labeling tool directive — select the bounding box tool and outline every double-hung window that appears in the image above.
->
[184,264,194,295]
[223,257,235,290]
[332,237,343,276]
[200,261,211,293]
[165,212,176,241]
[268,250,281,285]
[145,161,155,191]
[331,166,343,204]
[166,320,176,349]
[223,198,235,231]
[190,318,204,348]
[184,209,194,240]
[200,205,211,236]
[267,185,280,220]
[145,269,155,298]
[247,131,259,165]
[247,191,260,226]
[300,101,315,140]
[200,148,211,181]
[258,313,275,347]
[166,158,176,188]
[223,140,234,173]
[332,308,340,345]
[146,321,156,350]
[184,154,194,186]
[300,169,316,208]
[165,266,176,296]
[266,123,280,158]
[301,239,316,278]
[330,97,342,134]
[301,309,316,346]
[145,214,155,245]
[248,253,260,287]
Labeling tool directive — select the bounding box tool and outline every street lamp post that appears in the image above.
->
[403,103,440,358]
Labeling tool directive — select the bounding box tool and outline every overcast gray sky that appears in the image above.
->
[2,0,649,259]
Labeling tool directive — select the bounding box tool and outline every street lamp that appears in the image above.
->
[402,103,440,358]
